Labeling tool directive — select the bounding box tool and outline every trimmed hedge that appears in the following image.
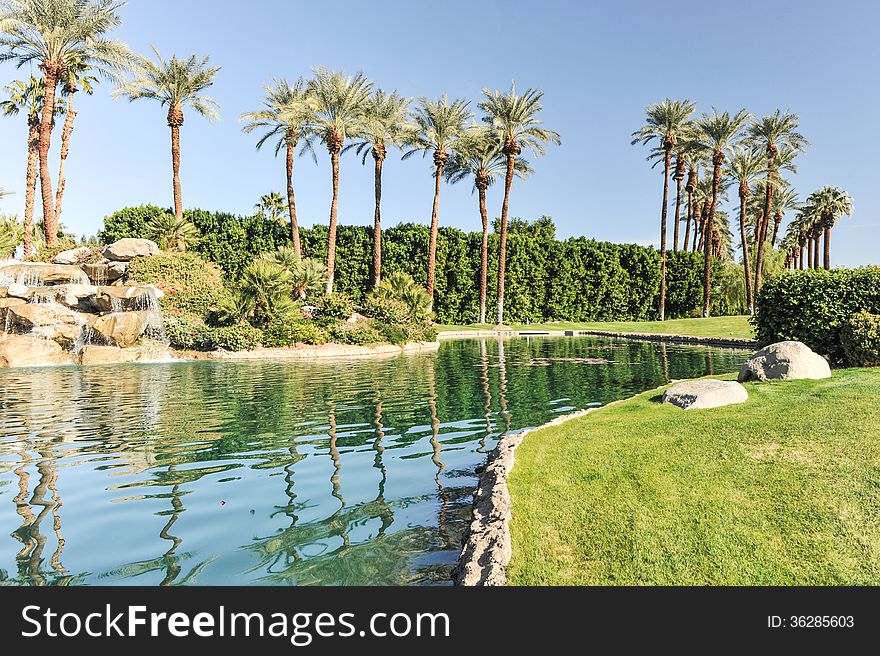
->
[103,207,744,324]
[127,252,227,319]
[753,268,880,364]
[841,311,880,367]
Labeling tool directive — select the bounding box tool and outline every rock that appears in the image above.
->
[79,345,141,366]
[0,263,90,286]
[662,379,749,410]
[738,341,832,382]
[347,312,368,324]
[0,297,26,310]
[90,311,151,348]
[6,282,30,299]
[0,287,5,298]
[108,260,129,278]
[102,238,159,261]
[0,334,71,368]
[53,246,91,265]
[89,285,161,313]
[8,302,81,329]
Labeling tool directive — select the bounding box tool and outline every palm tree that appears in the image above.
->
[115,46,220,220]
[262,246,327,300]
[691,108,750,317]
[147,212,199,252]
[746,110,809,293]
[480,83,560,325]
[445,126,532,324]
[1,75,63,255]
[348,89,413,288]
[0,213,22,257]
[0,0,131,245]
[307,67,373,295]
[726,145,764,314]
[770,185,799,247]
[371,271,433,324]
[254,191,286,225]
[240,78,314,257]
[55,58,96,226]
[804,186,853,269]
[404,94,472,304]
[631,99,695,320]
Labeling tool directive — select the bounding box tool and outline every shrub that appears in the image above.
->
[841,311,880,367]
[100,205,166,243]
[312,293,355,325]
[407,323,438,343]
[361,295,410,325]
[27,240,77,263]
[330,322,383,346]
[753,268,880,364]
[163,314,202,351]
[371,272,434,323]
[127,251,227,319]
[163,316,262,351]
[376,322,408,346]
[262,321,329,347]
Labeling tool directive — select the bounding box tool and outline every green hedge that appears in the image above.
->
[103,207,741,324]
[126,251,227,319]
[753,268,880,364]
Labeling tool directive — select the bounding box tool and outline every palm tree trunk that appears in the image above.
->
[372,154,384,288]
[37,65,59,245]
[286,143,301,259]
[23,121,39,256]
[823,227,831,270]
[477,183,489,325]
[738,189,755,315]
[426,159,444,302]
[703,157,722,318]
[813,234,820,270]
[496,154,515,325]
[799,246,805,270]
[325,149,341,295]
[683,190,693,254]
[673,173,683,252]
[171,124,183,220]
[54,93,76,228]
[754,170,773,294]
[807,238,813,269]
[658,148,671,321]
[771,211,782,247]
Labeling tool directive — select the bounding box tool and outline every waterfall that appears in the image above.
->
[135,288,168,346]
[72,318,95,355]
[29,289,55,305]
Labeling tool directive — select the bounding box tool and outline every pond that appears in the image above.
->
[0,336,749,586]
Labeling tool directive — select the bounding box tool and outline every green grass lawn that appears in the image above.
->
[507,367,880,585]
[438,315,754,340]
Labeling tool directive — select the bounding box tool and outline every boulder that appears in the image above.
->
[79,345,141,366]
[6,282,30,299]
[738,341,831,382]
[90,285,161,313]
[0,297,26,310]
[0,334,71,368]
[0,263,89,286]
[8,302,80,329]
[53,246,91,265]
[90,311,151,348]
[102,238,159,261]
[662,379,749,410]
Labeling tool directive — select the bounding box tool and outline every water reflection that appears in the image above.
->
[0,337,750,586]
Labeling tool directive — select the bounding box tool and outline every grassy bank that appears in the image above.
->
[507,367,880,585]
[438,315,754,340]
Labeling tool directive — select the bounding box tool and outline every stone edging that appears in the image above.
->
[174,340,440,362]
[452,407,598,586]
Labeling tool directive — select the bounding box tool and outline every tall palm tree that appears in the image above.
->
[254,191,286,225]
[726,145,764,314]
[770,185,799,247]
[115,46,220,220]
[55,57,96,226]
[746,110,809,293]
[445,126,533,324]
[691,108,750,317]
[805,186,853,269]
[0,0,131,245]
[1,75,62,256]
[480,83,560,325]
[240,77,314,258]
[403,94,472,303]
[307,67,373,295]
[631,99,695,320]
[348,89,413,288]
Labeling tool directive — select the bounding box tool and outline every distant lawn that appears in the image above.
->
[507,367,880,585]
[438,316,754,340]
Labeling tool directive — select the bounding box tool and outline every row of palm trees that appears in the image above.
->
[780,186,854,271]
[0,0,560,326]
[633,100,851,317]
[241,73,559,323]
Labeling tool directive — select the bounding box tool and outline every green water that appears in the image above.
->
[0,336,748,586]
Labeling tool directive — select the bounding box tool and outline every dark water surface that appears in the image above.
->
[0,337,748,586]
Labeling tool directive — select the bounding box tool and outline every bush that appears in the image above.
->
[312,293,355,325]
[127,252,227,319]
[753,268,880,364]
[376,322,408,345]
[163,315,262,351]
[361,295,410,325]
[27,241,77,263]
[330,322,383,346]
[100,205,166,243]
[163,314,202,351]
[262,321,329,347]
[841,311,880,367]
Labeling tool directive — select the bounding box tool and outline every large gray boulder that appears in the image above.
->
[53,246,91,264]
[102,238,159,261]
[663,379,749,410]
[738,341,831,382]
[0,263,89,286]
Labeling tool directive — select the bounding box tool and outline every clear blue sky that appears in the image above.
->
[1,0,877,266]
